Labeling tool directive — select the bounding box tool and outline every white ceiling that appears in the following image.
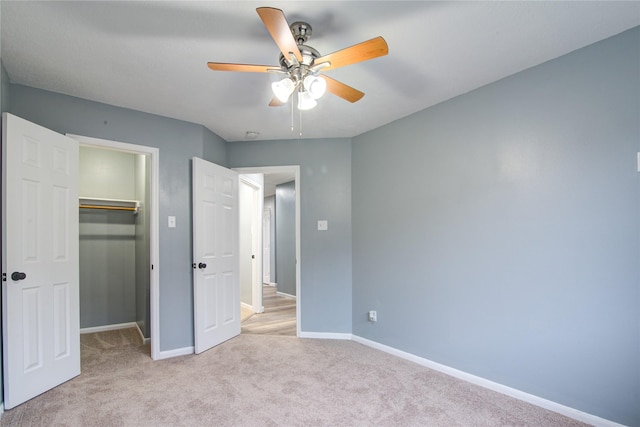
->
[2,1,639,142]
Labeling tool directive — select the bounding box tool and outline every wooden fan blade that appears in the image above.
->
[257,7,303,63]
[269,97,287,107]
[207,62,280,73]
[314,37,388,71]
[323,75,365,103]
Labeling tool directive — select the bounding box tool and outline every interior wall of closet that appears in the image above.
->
[79,146,151,339]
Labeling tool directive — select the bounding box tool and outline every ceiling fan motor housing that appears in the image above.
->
[277,21,318,76]
[278,44,321,82]
[290,21,312,45]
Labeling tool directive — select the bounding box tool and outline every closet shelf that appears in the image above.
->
[79,197,139,214]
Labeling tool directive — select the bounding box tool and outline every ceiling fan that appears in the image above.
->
[207,7,389,110]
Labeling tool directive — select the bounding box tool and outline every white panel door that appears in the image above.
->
[2,113,80,409]
[192,157,239,354]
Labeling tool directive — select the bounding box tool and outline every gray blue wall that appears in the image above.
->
[202,126,228,167]
[8,84,227,351]
[275,181,296,296]
[79,209,136,328]
[352,26,640,426]
[264,195,276,284]
[79,146,138,329]
[1,63,9,113]
[228,138,352,333]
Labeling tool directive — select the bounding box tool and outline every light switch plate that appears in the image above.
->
[317,220,328,231]
[168,216,176,228]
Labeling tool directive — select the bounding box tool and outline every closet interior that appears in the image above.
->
[79,146,151,341]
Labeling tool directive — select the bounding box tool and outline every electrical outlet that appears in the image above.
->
[368,310,377,322]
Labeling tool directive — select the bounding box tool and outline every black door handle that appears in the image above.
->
[11,272,26,281]
[198,263,207,269]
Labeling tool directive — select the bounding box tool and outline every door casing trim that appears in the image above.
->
[67,134,160,360]
[233,166,301,337]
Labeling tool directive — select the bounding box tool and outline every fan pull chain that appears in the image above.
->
[299,108,303,137]
[290,97,294,134]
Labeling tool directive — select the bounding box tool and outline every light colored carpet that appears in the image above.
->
[1,328,589,426]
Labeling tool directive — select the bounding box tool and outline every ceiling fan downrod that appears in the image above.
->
[290,21,312,45]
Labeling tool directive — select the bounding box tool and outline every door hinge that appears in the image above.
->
[2,273,6,282]
[192,263,197,269]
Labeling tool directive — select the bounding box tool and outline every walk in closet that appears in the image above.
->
[79,146,151,340]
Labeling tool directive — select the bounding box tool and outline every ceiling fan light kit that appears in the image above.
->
[303,75,327,99]
[207,7,389,112]
[297,90,318,111]
[272,77,296,102]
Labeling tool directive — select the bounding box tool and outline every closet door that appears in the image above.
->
[2,113,80,409]
[192,157,240,354]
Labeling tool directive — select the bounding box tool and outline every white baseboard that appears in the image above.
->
[155,346,194,360]
[79,322,150,344]
[276,291,296,299]
[351,335,624,427]
[299,331,351,340]
[135,323,151,345]
[80,322,137,334]
[0,402,4,417]
[241,302,264,314]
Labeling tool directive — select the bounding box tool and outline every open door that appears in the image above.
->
[192,157,240,354]
[2,113,80,409]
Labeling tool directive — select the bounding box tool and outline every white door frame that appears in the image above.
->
[67,134,160,360]
[234,166,300,337]
[239,175,264,314]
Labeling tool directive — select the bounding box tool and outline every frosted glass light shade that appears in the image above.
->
[297,90,317,110]
[272,78,296,102]
[303,75,326,99]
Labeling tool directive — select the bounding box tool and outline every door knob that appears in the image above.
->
[11,272,26,281]
[198,263,207,269]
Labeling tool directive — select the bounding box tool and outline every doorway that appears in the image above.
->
[68,134,160,359]
[235,166,301,337]
[239,174,263,314]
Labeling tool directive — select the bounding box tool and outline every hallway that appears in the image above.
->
[241,285,296,336]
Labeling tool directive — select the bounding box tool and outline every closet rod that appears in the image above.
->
[79,204,137,212]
